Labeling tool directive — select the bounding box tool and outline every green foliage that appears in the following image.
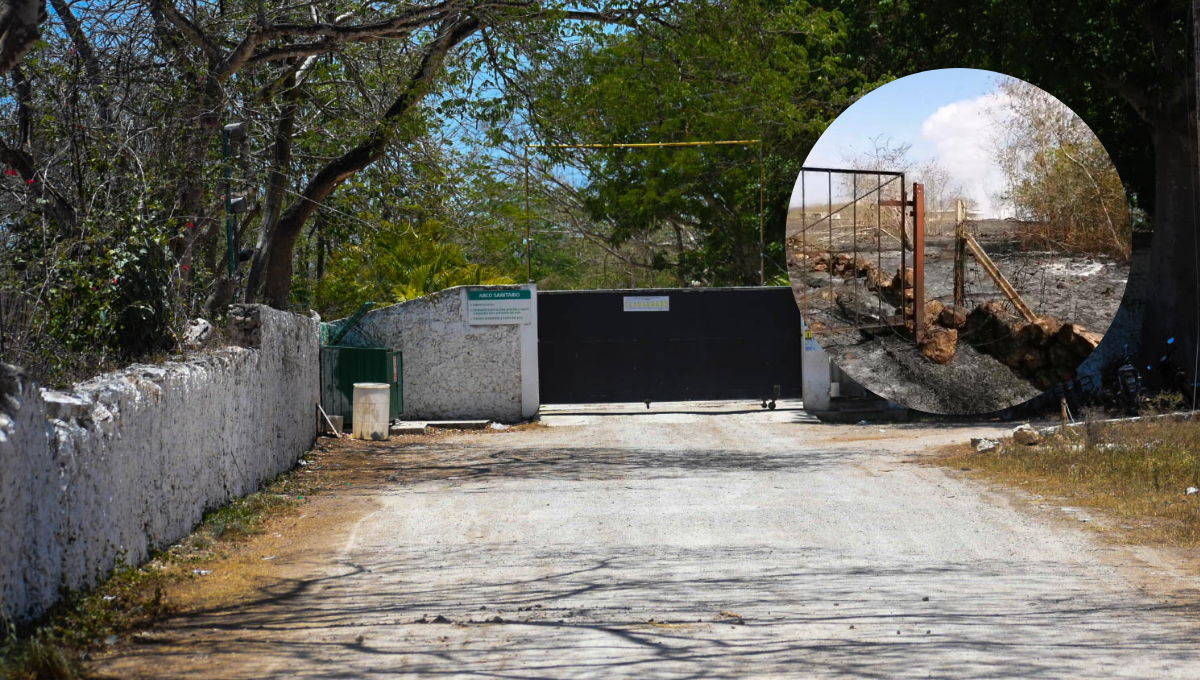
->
[826,0,1185,223]
[314,221,514,319]
[2,209,182,387]
[521,0,880,286]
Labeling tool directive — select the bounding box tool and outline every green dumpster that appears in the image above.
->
[320,346,403,424]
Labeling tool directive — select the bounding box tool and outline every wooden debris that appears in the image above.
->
[938,304,968,329]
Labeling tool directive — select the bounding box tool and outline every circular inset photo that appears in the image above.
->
[787,69,1132,414]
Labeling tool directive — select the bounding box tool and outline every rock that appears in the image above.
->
[431,615,452,624]
[184,318,214,349]
[1047,341,1077,370]
[920,327,958,364]
[866,268,886,292]
[971,437,999,452]
[42,390,92,422]
[1012,424,1041,446]
[854,257,876,277]
[833,252,855,275]
[1033,370,1062,391]
[966,301,1029,364]
[1018,316,1052,346]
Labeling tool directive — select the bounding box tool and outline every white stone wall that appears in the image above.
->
[0,305,319,621]
[339,285,538,422]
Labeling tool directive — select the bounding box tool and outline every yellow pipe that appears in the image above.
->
[528,140,761,149]
[523,139,765,284]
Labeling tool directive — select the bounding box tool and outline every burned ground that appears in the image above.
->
[787,217,1130,414]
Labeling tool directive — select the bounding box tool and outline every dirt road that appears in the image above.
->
[95,402,1200,678]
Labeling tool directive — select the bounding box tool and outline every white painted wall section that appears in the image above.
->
[0,305,320,622]
[339,284,538,422]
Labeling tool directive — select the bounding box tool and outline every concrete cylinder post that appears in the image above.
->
[352,383,391,441]
[801,318,831,412]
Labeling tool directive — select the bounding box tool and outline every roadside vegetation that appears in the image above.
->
[6,1,1188,389]
[992,77,1133,261]
[940,414,1200,548]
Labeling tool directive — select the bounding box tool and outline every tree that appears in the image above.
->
[991,77,1132,261]
[519,0,878,287]
[829,0,1195,380]
[0,0,45,75]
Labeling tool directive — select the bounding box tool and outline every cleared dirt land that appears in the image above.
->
[91,402,1200,679]
[787,214,1130,413]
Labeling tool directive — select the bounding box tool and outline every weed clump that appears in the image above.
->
[944,416,1200,546]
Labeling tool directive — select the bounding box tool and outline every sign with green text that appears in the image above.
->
[467,289,532,325]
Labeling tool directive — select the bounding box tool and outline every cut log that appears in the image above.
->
[1019,315,1064,347]
[924,299,945,328]
[1056,323,1102,359]
[938,304,968,330]
[1021,349,1049,371]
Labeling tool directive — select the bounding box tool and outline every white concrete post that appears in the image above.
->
[801,317,831,412]
[519,283,540,419]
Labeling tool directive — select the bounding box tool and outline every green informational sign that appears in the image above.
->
[467,289,533,325]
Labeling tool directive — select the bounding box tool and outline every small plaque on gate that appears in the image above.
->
[623,296,669,312]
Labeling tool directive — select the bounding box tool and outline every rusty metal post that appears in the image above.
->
[954,199,966,307]
[828,172,833,292]
[912,183,925,343]
[801,171,807,323]
[900,176,907,330]
[876,174,882,322]
[852,174,859,329]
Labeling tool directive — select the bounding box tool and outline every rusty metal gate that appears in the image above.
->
[790,168,926,341]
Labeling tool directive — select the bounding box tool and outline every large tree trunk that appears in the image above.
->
[0,0,44,76]
[242,84,298,308]
[1142,121,1200,385]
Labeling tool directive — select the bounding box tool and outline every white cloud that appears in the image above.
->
[920,92,1013,218]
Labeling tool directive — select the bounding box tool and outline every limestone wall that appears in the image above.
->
[0,305,319,621]
[337,285,538,422]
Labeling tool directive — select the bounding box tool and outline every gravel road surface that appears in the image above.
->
[95,401,1200,679]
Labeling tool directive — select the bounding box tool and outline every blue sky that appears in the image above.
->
[793,68,1016,216]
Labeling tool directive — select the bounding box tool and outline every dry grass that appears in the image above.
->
[939,416,1200,547]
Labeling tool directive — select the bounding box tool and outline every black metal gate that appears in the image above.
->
[538,287,802,403]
